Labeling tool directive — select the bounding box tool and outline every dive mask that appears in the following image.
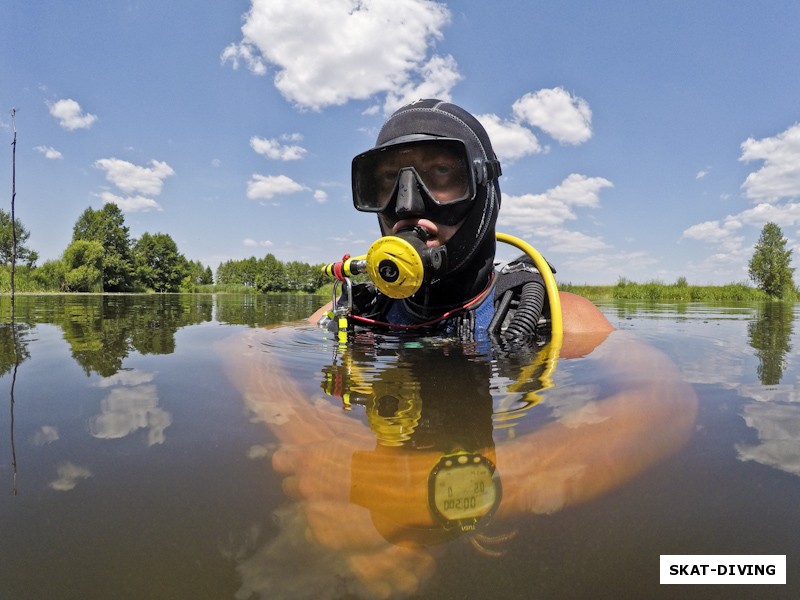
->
[352,138,501,226]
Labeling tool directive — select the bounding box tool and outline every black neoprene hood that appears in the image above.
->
[368,99,502,308]
[375,100,495,165]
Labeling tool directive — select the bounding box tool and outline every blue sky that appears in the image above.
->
[2,0,799,285]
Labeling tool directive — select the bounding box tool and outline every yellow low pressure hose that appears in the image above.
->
[322,232,564,346]
[495,232,563,348]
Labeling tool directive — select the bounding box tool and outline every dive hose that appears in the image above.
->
[495,232,563,348]
[322,231,563,344]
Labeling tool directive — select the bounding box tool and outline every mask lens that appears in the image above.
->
[353,139,473,212]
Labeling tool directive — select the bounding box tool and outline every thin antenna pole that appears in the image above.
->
[9,109,20,494]
[10,108,18,303]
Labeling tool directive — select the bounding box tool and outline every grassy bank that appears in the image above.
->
[4,266,796,303]
[559,278,792,302]
[0,267,53,293]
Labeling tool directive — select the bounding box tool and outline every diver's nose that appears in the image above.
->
[394,169,426,216]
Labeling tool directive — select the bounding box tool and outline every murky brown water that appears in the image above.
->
[1,295,798,599]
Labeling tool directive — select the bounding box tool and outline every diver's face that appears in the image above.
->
[373,144,470,205]
[376,144,469,246]
[380,213,462,247]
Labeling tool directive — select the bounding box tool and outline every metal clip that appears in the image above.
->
[500,260,537,275]
[331,278,354,344]
[332,277,354,316]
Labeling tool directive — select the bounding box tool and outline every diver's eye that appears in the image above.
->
[433,163,452,175]
[420,160,467,203]
[375,168,399,193]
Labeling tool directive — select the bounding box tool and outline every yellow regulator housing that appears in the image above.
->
[322,232,563,344]
[365,233,444,299]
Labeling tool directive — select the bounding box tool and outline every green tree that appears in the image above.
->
[32,259,68,290]
[63,240,104,292]
[185,259,213,286]
[258,253,286,292]
[133,232,189,293]
[73,203,135,291]
[215,255,325,291]
[215,260,235,286]
[285,260,326,292]
[0,209,38,267]
[748,222,795,298]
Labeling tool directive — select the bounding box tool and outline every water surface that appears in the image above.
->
[0,295,798,599]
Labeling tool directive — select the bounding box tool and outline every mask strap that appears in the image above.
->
[474,159,502,184]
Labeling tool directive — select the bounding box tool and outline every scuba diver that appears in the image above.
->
[310,98,613,343]
[218,99,698,599]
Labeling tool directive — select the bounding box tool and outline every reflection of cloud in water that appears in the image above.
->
[89,379,172,446]
[95,369,157,388]
[49,462,92,491]
[617,321,750,388]
[31,425,59,446]
[679,339,749,388]
[545,385,608,427]
[653,318,800,477]
[247,443,276,459]
[737,402,800,476]
[737,384,800,404]
[233,505,378,600]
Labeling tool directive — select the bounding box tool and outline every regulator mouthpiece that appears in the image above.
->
[366,228,447,299]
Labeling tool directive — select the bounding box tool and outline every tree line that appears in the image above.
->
[2,206,795,298]
[1,204,213,293]
[0,204,329,294]
[216,254,327,293]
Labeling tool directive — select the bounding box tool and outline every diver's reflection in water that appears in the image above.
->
[220,328,698,599]
[325,339,500,550]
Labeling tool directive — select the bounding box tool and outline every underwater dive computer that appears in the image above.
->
[428,451,501,532]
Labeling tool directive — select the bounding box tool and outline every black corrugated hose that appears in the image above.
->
[503,280,546,340]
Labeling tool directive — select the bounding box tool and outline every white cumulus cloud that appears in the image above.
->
[538,227,610,253]
[247,174,307,200]
[220,41,267,75]
[736,201,800,227]
[94,158,175,195]
[243,238,274,248]
[477,113,541,162]
[222,0,456,111]
[473,88,594,163]
[250,135,307,161]
[740,123,800,202]
[382,54,462,114]
[98,191,162,213]
[34,145,62,159]
[682,218,745,255]
[499,174,613,252]
[681,198,800,265]
[512,88,593,145]
[48,98,98,130]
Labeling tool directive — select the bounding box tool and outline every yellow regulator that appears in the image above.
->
[365,230,446,299]
[322,231,563,343]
